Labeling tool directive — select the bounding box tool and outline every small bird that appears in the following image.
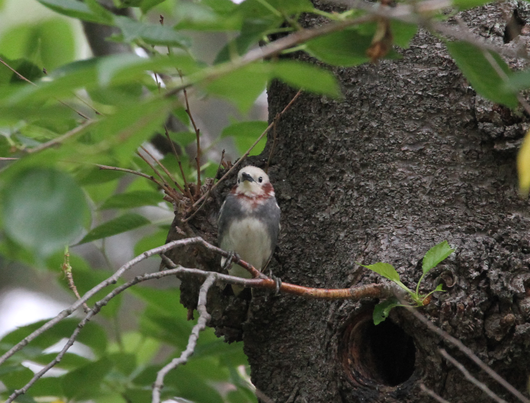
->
[218,166,281,294]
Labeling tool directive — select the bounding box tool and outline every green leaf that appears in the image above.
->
[0,365,33,389]
[31,352,91,370]
[204,63,269,112]
[114,16,191,48]
[271,60,340,97]
[26,376,63,397]
[58,264,124,319]
[37,0,114,24]
[141,0,167,13]
[390,20,418,49]
[0,56,43,86]
[134,228,169,256]
[422,240,454,273]
[0,319,107,357]
[168,131,197,148]
[174,1,241,31]
[452,0,492,10]
[80,213,151,244]
[66,99,174,165]
[306,29,372,67]
[373,297,399,325]
[1,167,89,258]
[359,262,400,282]
[0,19,76,70]
[221,120,268,156]
[62,357,113,400]
[446,41,518,109]
[214,19,274,64]
[99,190,163,210]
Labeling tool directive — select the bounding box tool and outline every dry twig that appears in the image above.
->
[439,349,508,403]
[152,274,216,403]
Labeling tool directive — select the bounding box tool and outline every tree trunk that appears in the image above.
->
[240,2,530,402]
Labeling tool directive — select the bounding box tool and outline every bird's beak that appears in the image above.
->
[241,172,255,183]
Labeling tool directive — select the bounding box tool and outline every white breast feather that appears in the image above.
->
[221,217,272,279]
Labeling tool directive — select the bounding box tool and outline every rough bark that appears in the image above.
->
[237,3,530,403]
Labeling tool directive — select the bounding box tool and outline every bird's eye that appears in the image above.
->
[238,179,240,184]
[258,177,263,183]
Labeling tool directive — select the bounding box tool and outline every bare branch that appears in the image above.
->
[420,383,452,403]
[0,57,92,120]
[161,249,391,300]
[27,120,95,154]
[0,237,206,367]
[439,349,508,403]
[407,308,530,403]
[152,274,216,403]
[187,89,303,215]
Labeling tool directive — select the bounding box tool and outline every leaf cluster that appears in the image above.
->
[359,241,454,325]
[0,0,527,400]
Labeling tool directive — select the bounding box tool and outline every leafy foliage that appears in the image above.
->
[360,241,454,325]
[0,0,524,400]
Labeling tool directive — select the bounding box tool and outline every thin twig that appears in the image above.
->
[163,124,194,201]
[6,266,208,402]
[184,83,202,197]
[439,349,508,403]
[1,237,393,400]
[140,145,184,193]
[152,274,216,403]
[182,150,225,223]
[61,246,90,313]
[0,57,91,120]
[188,89,302,212]
[0,237,207,367]
[407,308,530,403]
[420,383,452,403]
[96,163,167,189]
[266,113,281,173]
[27,120,95,154]
[161,252,390,299]
[480,49,530,115]
[136,149,181,202]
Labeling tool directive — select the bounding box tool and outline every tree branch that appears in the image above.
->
[407,308,530,403]
[439,348,508,403]
[152,274,216,403]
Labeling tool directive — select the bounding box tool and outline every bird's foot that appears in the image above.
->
[269,269,282,295]
[222,251,240,272]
